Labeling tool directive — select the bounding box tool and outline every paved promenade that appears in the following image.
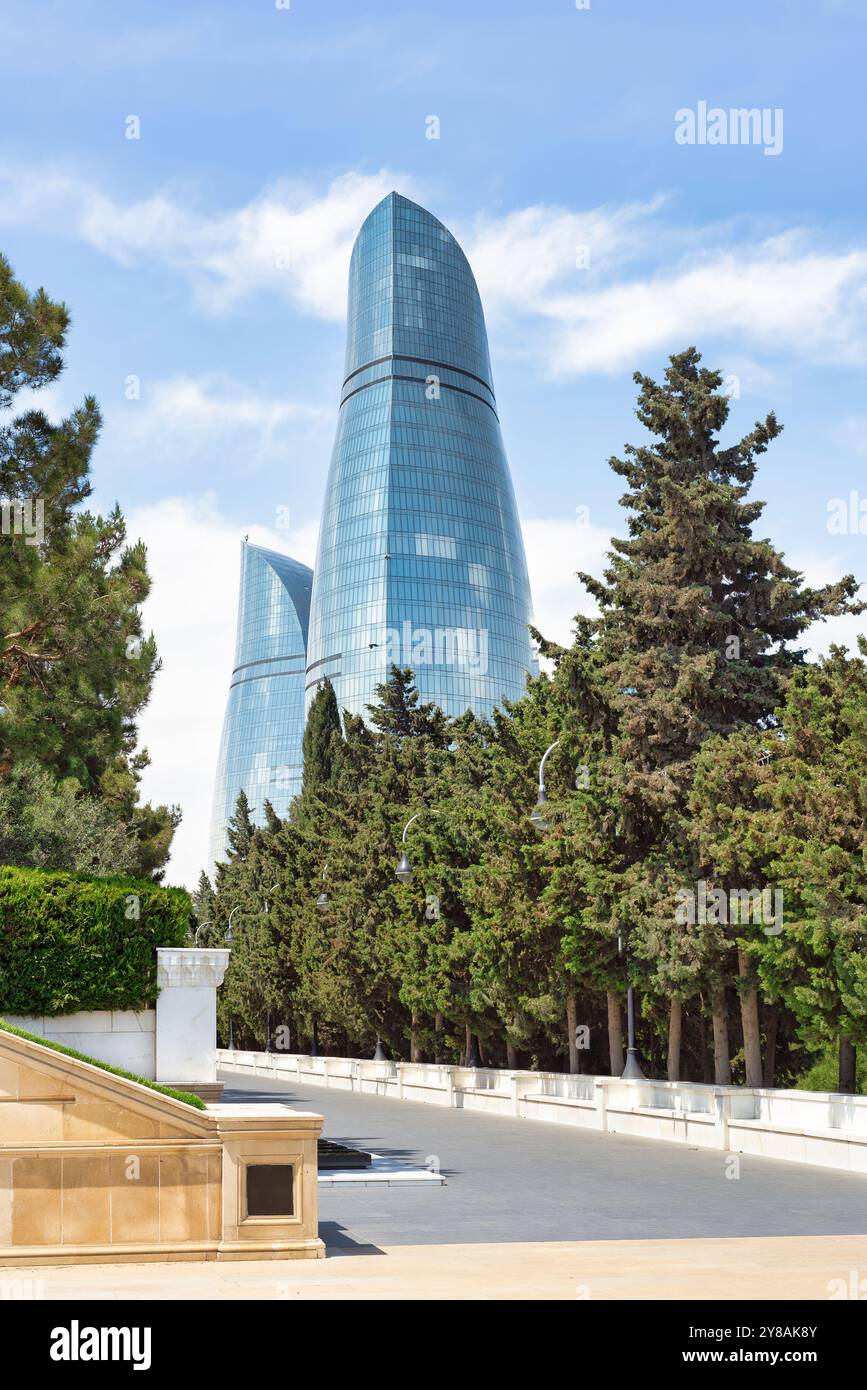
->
[220,1070,867,1249]
[11,1069,865,1301]
[16,1234,867,1301]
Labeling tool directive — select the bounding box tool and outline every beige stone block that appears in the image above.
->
[0,1056,19,1099]
[15,1063,70,1100]
[0,1100,64,1142]
[0,1157,12,1248]
[157,1120,194,1139]
[12,1156,62,1246]
[63,1097,159,1142]
[158,1151,210,1242]
[207,1150,222,1241]
[108,1152,160,1245]
[61,1155,111,1246]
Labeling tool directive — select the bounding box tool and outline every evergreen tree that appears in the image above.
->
[224,788,255,862]
[192,870,216,927]
[747,646,867,1091]
[0,252,178,874]
[574,348,863,1080]
[301,678,343,795]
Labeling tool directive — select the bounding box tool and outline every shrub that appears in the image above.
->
[0,865,191,1015]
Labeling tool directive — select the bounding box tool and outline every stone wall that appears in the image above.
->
[0,1029,325,1265]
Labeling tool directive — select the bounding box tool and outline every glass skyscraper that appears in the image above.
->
[306,191,536,721]
[208,541,312,869]
[208,192,535,870]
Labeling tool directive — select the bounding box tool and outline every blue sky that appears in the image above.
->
[2,0,866,885]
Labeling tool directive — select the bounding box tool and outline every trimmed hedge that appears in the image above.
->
[0,865,191,1016]
[0,1020,206,1110]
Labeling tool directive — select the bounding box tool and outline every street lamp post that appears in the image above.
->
[394,808,443,882]
[530,740,560,830]
[225,907,240,1051]
[618,932,645,1080]
[390,809,446,1064]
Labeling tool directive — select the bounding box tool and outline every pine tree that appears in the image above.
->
[747,645,867,1091]
[367,665,448,745]
[225,788,255,862]
[192,870,216,927]
[0,253,178,874]
[577,348,864,1080]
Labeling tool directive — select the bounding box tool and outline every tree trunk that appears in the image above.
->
[711,990,731,1086]
[434,1010,444,1064]
[506,1039,519,1069]
[839,1035,857,1094]
[463,1022,472,1067]
[700,1012,710,1083]
[667,997,682,1082]
[763,1005,779,1088]
[738,949,763,1087]
[410,1013,422,1064]
[606,991,623,1075]
[566,993,580,1074]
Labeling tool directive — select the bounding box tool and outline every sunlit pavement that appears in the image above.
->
[221,1070,867,1248]
[13,1234,867,1301]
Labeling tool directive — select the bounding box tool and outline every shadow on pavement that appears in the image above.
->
[319,1221,385,1256]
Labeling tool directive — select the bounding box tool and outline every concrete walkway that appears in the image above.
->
[14,1234,867,1301]
[219,1069,867,1249]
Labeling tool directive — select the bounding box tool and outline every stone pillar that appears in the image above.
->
[156,948,230,1101]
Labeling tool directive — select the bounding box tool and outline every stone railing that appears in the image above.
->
[218,1049,867,1177]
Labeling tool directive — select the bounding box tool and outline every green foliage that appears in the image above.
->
[0,1019,206,1108]
[0,757,147,874]
[0,865,191,1015]
[796,1042,867,1096]
[0,251,179,876]
[207,351,866,1087]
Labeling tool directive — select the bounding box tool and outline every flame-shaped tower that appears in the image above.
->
[306,192,535,720]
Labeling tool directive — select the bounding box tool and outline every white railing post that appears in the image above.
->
[714,1089,730,1150]
[595,1078,609,1133]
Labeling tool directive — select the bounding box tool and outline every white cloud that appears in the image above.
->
[5,165,867,376]
[521,516,609,651]
[0,167,410,318]
[129,494,317,890]
[464,196,667,311]
[121,372,329,456]
[792,551,867,660]
[539,239,867,376]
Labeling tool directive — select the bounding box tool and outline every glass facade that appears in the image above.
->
[306,191,536,722]
[208,542,312,869]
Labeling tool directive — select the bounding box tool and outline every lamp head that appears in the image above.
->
[316,891,329,910]
[529,778,550,831]
[395,852,413,883]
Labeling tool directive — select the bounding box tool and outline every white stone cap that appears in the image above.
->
[156,947,230,989]
[207,1105,323,1120]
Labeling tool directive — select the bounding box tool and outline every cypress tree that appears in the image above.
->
[301,677,343,797]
